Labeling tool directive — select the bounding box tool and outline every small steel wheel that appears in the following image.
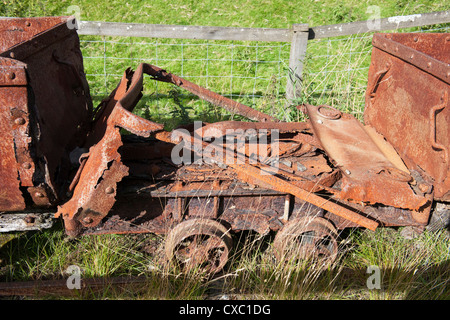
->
[273,217,338,266]
[165,218,233,274]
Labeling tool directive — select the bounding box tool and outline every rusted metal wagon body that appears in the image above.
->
[0,17,448,273]
[0,16,92,230]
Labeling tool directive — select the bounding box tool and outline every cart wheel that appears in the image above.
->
[273,217,338,266]
[165,219,233,274]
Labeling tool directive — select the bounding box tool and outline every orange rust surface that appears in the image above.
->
[2,25,445,239]
[55,65,163,236]
[182,133,379,231]
[305,103,430,211]
[365,33,449,201]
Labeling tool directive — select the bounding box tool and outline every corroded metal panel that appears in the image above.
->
[365,33,450,200]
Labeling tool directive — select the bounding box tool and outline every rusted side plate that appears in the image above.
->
[0,16,72,53]
[9,86,35,188]
[0,88,26,211]
[304,104,430,211]
[0,16,93,205]
[56,65,164,237]
[365,33,449,200]
[0,58,29,211]
[0,57,35,188]
[371,33,449,84]
[377,33,449,64]
[0,57,27,85]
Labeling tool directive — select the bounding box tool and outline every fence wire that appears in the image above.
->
[301,24,449,120]
[79,23,449,126]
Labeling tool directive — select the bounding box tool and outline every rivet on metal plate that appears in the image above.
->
[105,187,115,194]
[14,117,26,125]
[22,162,32,169]
[317,105,342,120]
[82,217,93,224]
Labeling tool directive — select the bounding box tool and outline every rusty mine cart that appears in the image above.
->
[0,17,448,274]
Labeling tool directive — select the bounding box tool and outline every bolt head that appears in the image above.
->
[14,117,25,125]
[22,162,32,169]
[105,186,114,194]
[418,183,430,193]
[82,216,93,224]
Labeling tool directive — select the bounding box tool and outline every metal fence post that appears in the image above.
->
[286,24,309,102]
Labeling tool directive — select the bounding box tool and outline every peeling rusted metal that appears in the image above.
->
[0,58,28,211]
[195,120,311,139]
[56,64,164,237]
[178,131,379,231]
[303,103,430,211]
[0,16,93,211]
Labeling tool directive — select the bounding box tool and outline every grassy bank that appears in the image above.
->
[1,1,448,126]
[1,225,448,299]
[2,0,448,28]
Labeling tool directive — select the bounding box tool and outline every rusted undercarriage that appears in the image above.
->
[0,17,448,273]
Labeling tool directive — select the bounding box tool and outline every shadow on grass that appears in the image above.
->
[0,225,448,299]
[222,255,449,299]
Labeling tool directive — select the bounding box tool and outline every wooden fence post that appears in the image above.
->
[286,24,309,102]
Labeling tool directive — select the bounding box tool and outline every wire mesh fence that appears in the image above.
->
[80,36,291,127]
[79,23,449,127]
[300,23,450,121]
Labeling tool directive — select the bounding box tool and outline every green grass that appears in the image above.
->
[2,0,448,28]
[0,0,449,300]
[1,0,448,125]
[1,225,448,299]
